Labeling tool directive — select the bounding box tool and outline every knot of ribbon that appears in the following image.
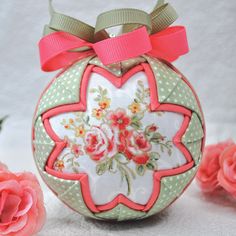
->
[39,0,189,72]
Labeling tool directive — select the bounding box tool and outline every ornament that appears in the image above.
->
[32,0,205,221]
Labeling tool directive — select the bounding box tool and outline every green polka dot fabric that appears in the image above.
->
[185,140,203,165]
[89,56,146,77]
[33,54,205,221]
[144,55,182,102]
[36,56,93,119]
[182,113,204,164]
[40,171,98,219]
[89,57,122,77]
[182,113,204,143]
[166,80,203,122]
[143,166,198,218]
[96,204,146,221]
[144,55,203,123]
[33,117,55,169]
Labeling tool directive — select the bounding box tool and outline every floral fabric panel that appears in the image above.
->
[49,72,186,205]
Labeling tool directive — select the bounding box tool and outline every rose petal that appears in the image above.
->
[0,191,8,215]
[0,180,21,194]
[15,191,33,217]
[0,194,21,224]
[1,215,28,235]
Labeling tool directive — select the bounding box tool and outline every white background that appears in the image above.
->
[0,0,236,235]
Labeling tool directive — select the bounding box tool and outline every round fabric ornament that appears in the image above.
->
[32,0,205,221]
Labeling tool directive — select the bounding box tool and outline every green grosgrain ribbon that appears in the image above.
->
[44,0,109,42]
[44,0,178,42]
[122,2,178,34]
[95,8,152,36]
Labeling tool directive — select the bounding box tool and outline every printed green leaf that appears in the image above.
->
[146,162,155,171]
[96,162,108,175]
[115,153,129,164]
[136,165,145,176]
[149,152,160,161]
[130,120,142,129]
[150,133,163,143]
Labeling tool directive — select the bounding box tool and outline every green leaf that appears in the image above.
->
[160,145,164,152]
[137,80,144,87]
[89,88,97,93]
[108,159,117,173]
[96,162,108,175]
[136,165,145,176]
[130,121,141,129]
[115,153,129,164]
[73,161,80,167]
[103,88,108,95]
[146,162,155,171]
[150,133,163,143]
[86,116,90,124]
[66,157,73,163]
[150,152,160,161]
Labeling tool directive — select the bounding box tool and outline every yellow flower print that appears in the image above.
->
[129,102,141,114]
[75,125,86,137]
[54,160,65,172]
[99,98,111,110]
[92,108,103,120]
[64,124,70,129]
[69,118,74,124]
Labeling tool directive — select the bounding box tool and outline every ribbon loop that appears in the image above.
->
[150,3,178,34]
[93,27,152,65]
[122,2,177,35]
[95,8,152,38]
[47,12,96,42]
[39,0,189,72]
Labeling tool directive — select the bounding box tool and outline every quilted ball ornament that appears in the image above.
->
[33,1,205,221]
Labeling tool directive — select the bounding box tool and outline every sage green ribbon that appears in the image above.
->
[44,0,106,42]
[151,3,178,33]
[122,0,178,34]
[95,8,152,36]
[44,0,178,43]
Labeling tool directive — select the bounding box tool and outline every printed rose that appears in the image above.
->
[218,144,236,198]
[196,140,234,193]
[107,108,131,130]
[118,130,152,164]
[84,124,117,161]
[0,165,46,236]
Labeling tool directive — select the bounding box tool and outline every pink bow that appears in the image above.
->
[39,26,189,72]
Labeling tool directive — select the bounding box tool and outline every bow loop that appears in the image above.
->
[39,0,189,72]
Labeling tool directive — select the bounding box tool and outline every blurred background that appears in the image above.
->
[0,1,235,235]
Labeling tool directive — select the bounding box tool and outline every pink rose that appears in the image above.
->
[218,144,236,198]
[118,130,152,164]
[196,140,234,192]
[84,124,117,161]
[0,165,46,236]
[107,108,131,130]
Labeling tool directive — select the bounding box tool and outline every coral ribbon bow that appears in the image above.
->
[39,25,189,72]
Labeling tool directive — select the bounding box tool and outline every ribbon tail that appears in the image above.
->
[39,32,94,72]
[148,26,189,62]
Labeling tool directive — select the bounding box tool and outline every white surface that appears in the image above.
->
[0,0,236,236]
[50,72,185,205]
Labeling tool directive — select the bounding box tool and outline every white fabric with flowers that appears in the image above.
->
[49,72,186,205]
